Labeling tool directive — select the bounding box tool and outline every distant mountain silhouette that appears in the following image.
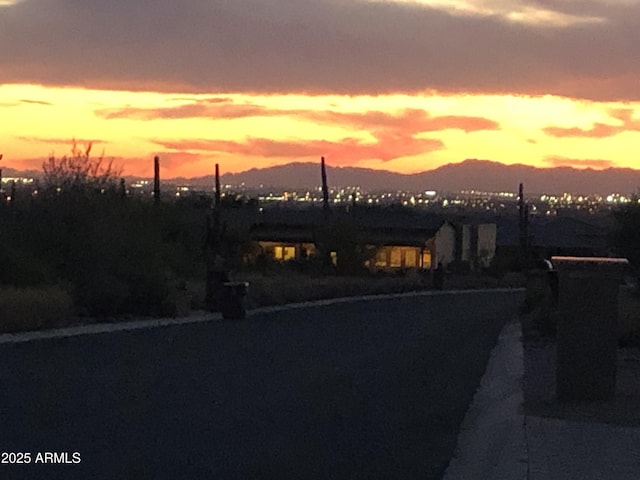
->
[207,159,640,195]
[0,167,41,178]
[218,162,411,191]
[5,159,640,195]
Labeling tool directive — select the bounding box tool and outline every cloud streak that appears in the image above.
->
[97,99,499,134]
[544,108,640,138]
[95,98,250,120]
[15,136,108,146]
[386,0,606,27]
[544,156,616,169]
[19,99,53,106]
[304,109,499,133]
[138,105,497,165]
[153,134,444,164]
[1,0,639,100]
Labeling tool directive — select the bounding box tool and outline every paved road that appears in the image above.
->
[0,290,523,479]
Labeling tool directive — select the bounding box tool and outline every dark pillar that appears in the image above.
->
[553,256,628,402]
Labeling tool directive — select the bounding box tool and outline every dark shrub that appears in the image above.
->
[0,243,51,287]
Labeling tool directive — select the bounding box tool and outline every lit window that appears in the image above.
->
[274,245,296,261]
[404,249,417,267]
[422,251,432,269]
[283,246,296,261]
[390,249,402,267]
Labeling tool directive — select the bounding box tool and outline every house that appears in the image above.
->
[248,208,320,262]
[248,207,496,271]
[362,221,456,270]
[251,223,317,262]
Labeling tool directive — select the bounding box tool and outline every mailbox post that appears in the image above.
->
[552,256,628,402]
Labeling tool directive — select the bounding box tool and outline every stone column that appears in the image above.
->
[552,256,628,402]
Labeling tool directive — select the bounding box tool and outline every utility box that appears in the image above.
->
[552,256,628,402]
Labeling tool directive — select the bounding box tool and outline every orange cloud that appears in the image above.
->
[544,156,616,169]
[95,98,268,120]
[150,151,206,171]
[543,124,622,138]
[543,108,640,138]
[16,136,108,146]
[304,109,499,134]
[98,101,499,136]
[140,106,498,166]
[153,134,444,165]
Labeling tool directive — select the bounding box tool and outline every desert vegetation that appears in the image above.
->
[3,144,638,335]
[0,146,209,332]
[520,198,640,344]
[0,146,427,332]
[611,200,640,269]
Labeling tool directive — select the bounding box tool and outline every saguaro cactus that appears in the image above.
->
[316,156,336,271]
[321,156,330,215]
[215,163,221,208]
[119,178,127,198]
[153,155,160,204]
[518,182,530,264]
[205,163,228,311]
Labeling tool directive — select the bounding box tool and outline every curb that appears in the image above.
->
[249,287,525,315]
[442,320,528,480]
[0,288,525,345]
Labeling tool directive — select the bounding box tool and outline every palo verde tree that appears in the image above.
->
[33,141,185,316]
[42,140,122,195]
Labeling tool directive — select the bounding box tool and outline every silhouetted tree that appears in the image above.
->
[612,200,640,268]
[42,140,121,194]
[314,216,377,276]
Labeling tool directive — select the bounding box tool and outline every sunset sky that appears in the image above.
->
[1,0,640,178]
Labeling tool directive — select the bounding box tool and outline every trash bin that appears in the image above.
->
[205,268,230,312]
[552,256,628,402]
[433,262,445,290]
[221,282,249,320]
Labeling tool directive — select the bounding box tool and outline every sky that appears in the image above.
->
[1,0,640,178]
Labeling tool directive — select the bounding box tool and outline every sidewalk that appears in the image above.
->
[443,320,640,480]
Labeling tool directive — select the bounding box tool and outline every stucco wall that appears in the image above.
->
[477,224,497,267]
[461,225,472,262]
[435,223,456,266]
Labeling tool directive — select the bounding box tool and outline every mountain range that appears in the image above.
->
[4,159,640,195]
[204,159,640,195]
